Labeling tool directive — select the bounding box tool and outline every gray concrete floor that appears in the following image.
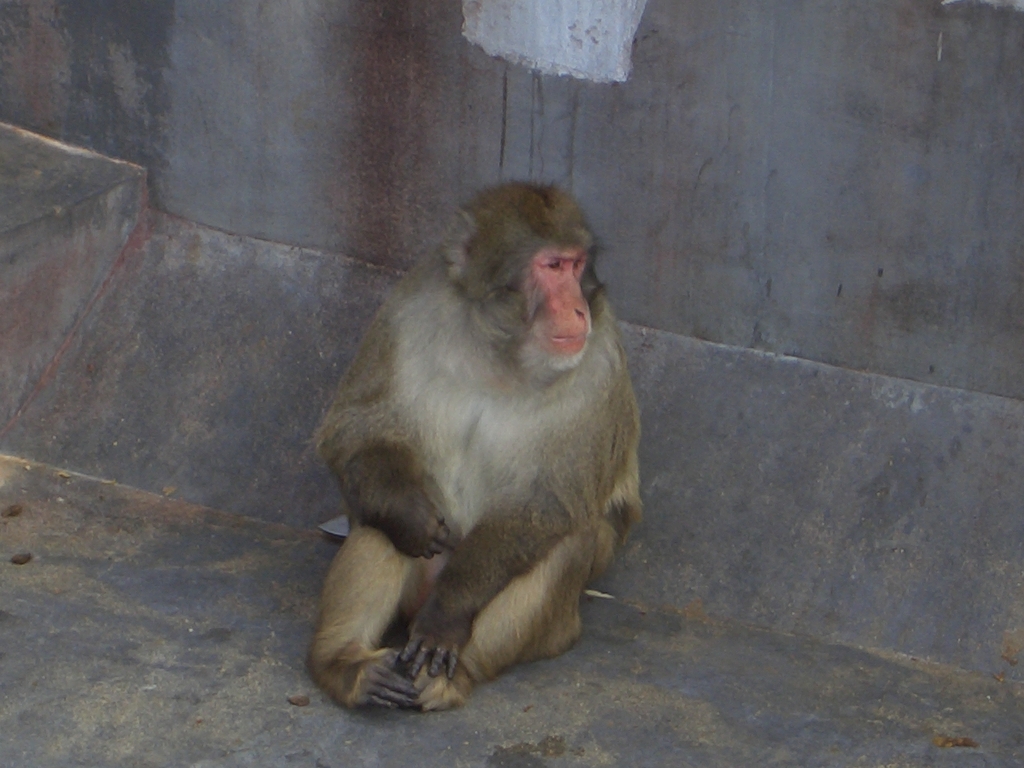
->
[2,455,1021,768]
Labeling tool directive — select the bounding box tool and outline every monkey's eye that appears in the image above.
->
[542,255,586,275]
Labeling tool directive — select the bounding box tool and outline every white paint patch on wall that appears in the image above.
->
[942,0,1024,10]
[462,0,649,83]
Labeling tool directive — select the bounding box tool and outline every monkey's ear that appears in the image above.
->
[442,209,476,281]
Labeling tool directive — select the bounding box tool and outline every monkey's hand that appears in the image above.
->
[399,594,472,680]
[341,443,451,559]
[367,487,451,560]
[358,649,422,709]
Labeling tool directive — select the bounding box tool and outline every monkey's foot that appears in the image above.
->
[413,667,471,712]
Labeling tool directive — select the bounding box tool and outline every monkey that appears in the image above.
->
[307,182,641,711]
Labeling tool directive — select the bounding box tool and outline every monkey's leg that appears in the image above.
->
[415,528,599,712]
[307,525,422,708]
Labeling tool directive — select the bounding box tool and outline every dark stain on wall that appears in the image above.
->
[324,1,477,269]
[0,0,173,202]
[0,1,69,135]
[334,2,438,265]
[57,0,174,195]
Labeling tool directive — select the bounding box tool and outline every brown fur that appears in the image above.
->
[308,183,641,710]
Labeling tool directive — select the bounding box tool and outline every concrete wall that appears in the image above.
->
[3,3,1024,676]
[2,0,1022,400]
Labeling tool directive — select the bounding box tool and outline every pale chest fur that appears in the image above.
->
[391,292,613,537]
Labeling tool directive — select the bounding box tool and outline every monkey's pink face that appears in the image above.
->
[525,247,592,360]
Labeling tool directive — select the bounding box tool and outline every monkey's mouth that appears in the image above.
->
[549,333,588,356]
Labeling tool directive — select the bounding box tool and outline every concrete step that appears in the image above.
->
[2,454,1022,768]
[0,122,145,433]
[0,211,380,528]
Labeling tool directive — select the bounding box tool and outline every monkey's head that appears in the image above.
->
[444,183,602,380]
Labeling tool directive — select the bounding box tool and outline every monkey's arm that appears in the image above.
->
[316,308,451,559]
[338,441,451,559]
[401,496,573,678]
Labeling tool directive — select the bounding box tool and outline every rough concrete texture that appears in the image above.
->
[0,121,145,430]
[1,1,1023,399]
[0,212,394,529]
[3,455,1023,768]
[0,2,175,176]
[616,327,1024,680]
[4,207,1024,681]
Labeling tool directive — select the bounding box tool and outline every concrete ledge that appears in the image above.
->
[3,212,1022,677]
[613,327,1024,678]
[0,214,389,527]
[0,123,146,429]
